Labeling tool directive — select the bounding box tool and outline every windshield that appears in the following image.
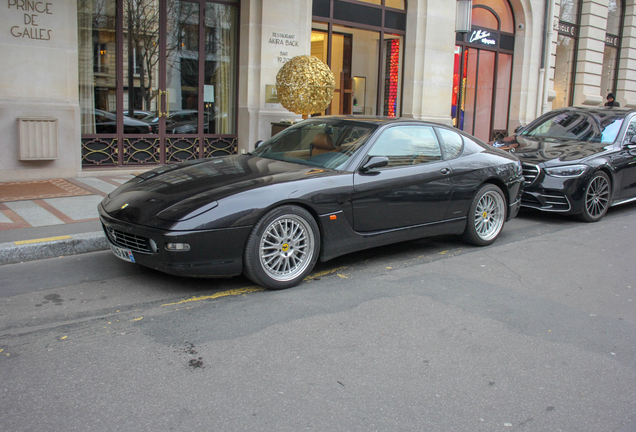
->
[521,111,624,144]
[252,119,378,170]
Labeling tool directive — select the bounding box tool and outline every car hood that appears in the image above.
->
[493,135,613,166]
[101,155,340,226]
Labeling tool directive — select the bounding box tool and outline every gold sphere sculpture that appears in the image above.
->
[276,55,336,118]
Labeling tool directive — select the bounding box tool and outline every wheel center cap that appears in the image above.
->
[281,243,290,252]
[482,211,488,219]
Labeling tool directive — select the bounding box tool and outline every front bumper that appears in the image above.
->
[520,166,588,215]
[99,205,252,277]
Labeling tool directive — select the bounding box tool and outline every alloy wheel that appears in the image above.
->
[585,175,610,219]
[259,215,315,282]
[473,190,506,242]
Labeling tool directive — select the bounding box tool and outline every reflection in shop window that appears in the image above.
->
[204,3,238,135]
[559,0,579,23]
[554,34,576,109]
[602,0,622,97]
[79,0,118,134]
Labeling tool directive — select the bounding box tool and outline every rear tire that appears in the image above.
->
[577,171,611,222]
[243,205,320,290]
[462,184,507,246]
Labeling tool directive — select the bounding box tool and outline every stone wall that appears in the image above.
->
[0,0,81,182]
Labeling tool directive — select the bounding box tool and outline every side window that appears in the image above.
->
[368,125,442,167]
[437,128,464,159]
[624,118,636,144]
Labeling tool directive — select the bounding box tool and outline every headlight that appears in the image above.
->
[544,165,588,178]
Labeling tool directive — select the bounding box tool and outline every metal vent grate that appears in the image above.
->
[104,226,151,253]
[18,117,58,160]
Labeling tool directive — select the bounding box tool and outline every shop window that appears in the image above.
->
[312,0,405,117]
[474,0,514,33]
[79,0,239,167]
[472,7,499,30]
[601,0,623,97]
[354,0,405,9]
[451,0,514,142]
[553,0,580,109]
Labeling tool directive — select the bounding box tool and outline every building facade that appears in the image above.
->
[1,0,635,182]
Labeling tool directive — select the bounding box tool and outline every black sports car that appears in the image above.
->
[99,116,524,289]
[492,107,636,221]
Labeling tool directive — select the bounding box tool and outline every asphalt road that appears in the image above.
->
[1,206,636,431]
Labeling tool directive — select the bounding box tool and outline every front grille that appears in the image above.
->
[521,163,540,185]
[104,225,151,253]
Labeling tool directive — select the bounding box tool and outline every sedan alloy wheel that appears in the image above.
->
[579,171,611,222]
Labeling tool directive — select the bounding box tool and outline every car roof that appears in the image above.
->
[304,115,454,128]
[550,106,636,117]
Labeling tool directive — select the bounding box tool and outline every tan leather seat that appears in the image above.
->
[310,133,335,156]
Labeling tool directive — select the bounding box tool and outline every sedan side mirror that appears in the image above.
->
[254,140,264,149]
[360,156,389,173]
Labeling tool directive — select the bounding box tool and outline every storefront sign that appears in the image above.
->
[268,32,299,64]
[557,21,577,37]
[468,28,499,48]
[7,0,54,41]
[606,34,619,47]
[265,85,279,104]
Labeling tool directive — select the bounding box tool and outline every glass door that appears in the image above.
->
[80,0,238,168]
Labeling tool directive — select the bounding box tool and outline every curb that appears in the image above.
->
[0,232,109,265]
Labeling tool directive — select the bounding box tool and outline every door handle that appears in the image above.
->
[154,89,162,117]
[155,89,170,117]
[440,168,451,175]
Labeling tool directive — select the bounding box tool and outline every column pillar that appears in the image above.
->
[617,0,636,107]
[572,0,608,106]
[401,0,456,124]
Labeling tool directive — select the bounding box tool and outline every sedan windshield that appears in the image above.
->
[521,111,624,143]
[252,119,378,170]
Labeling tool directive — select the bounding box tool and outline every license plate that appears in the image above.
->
[111,245,135,263]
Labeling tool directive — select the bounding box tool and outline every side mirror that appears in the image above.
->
[254,140,264,149]
[514,125,525,134]
[360,156,389,173]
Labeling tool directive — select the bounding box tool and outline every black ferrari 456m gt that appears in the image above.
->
[99,116,524,289]
[492,107,636,222]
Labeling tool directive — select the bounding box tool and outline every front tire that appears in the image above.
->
[243,205,320,290]
[578,171,611,222]
[462,184,507,246]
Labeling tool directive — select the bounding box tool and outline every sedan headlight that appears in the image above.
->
[544,165,588,178]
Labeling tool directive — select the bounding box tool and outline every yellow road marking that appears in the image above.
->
[14,236,72,245]
[131,317,143,321]
[162,267,348,308]
[162,287,264,306]
[304,266,347,281]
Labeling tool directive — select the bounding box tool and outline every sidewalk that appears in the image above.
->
[0,174,137,265]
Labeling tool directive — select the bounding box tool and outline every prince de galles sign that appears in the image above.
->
[467,28,499,48]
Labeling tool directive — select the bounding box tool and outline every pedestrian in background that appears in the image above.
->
[605,93,620,107]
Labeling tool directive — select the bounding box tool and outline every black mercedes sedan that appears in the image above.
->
[492,107,636,222]
[99,116,523,289]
